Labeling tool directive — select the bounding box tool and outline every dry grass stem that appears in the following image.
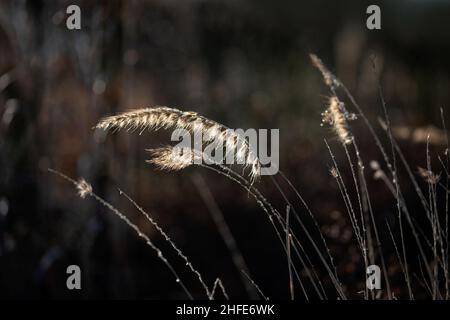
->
[47,169,194,299]
[117,187,221,300]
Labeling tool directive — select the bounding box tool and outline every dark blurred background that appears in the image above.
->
[1,0,450,299]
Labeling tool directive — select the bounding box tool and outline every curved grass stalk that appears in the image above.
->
[48,168,194,299]
[116,188,222,300]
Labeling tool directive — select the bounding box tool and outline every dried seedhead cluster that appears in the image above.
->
[95,107,261,180]
[417,167,441,185]
[322,96,356,145]
[146,146,198,171]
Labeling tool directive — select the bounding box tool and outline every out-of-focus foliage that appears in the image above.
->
[0,0,449,298]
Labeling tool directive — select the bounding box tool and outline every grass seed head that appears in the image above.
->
[96,107,262,180]
[322,96,354,145]
[76,179,92,198]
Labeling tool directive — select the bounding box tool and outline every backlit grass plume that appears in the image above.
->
[146,146,197,171]
[95,106,261,180]
[321,96,356,145]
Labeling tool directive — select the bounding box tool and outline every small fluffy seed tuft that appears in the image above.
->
[417,167,440,185]
[76,179,92,198]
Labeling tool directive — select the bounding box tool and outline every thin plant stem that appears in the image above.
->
[116,187,219,300]
[48,168,194,299]
[190,173,258,299]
